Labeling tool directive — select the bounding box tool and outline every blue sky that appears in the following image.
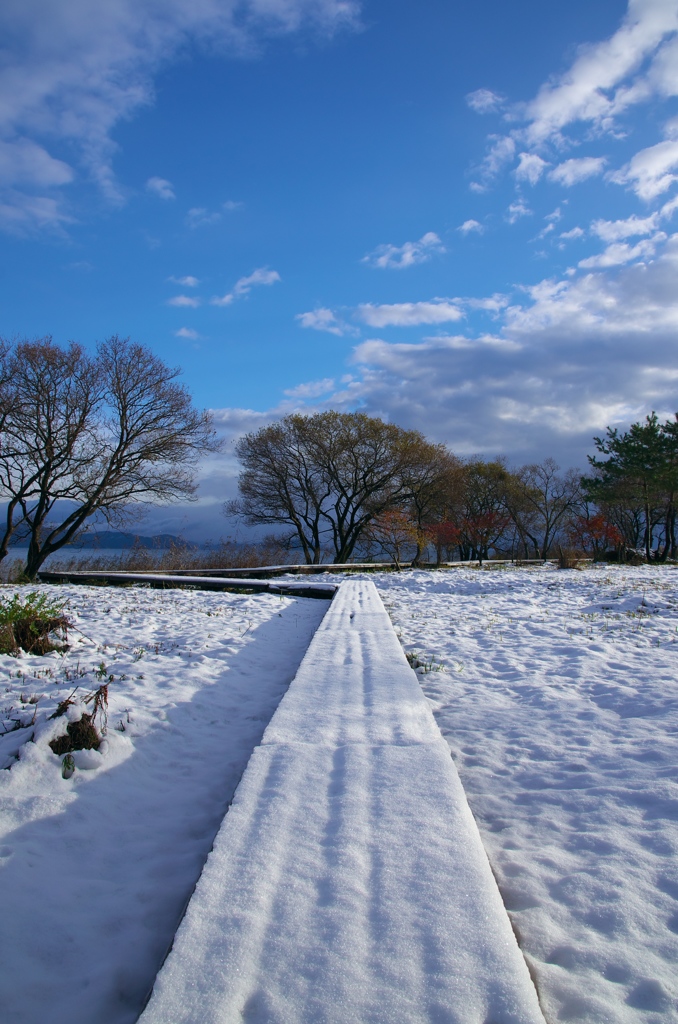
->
[2,0,678,538]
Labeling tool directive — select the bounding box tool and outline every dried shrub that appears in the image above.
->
[48,683,108,755]
[47,535,291,574]
[49,714,100,755]
[0,591,70,655]
[557,546,583,570]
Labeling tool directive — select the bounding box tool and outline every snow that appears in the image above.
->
[141,580,543,1024]
[0,583,328,1024]
[370,565,678,1023]
[2,566,677,1023]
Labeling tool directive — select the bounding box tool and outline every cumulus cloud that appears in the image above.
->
[175,327,199,339]
[464,293,510,313]
[548,157,607,186]
[233,267,280,295]
[211,266,281,306]
[0,0,360,230]
[0,138,73,189]
[458,219,483,234]
[611,138,678,199]
[522,0,678,146]
[362,231,445,270]
[506,199,532,224]
[334,235,678,462]
[578,234,664,268]
[186,207,222,229]
[591,213,659,241]
[283,377,335,398]
[472,135,516,189]
[295,308,350,335]
[515,152,549,185]
[466,88,505,114]
[0,191,73,234]
[146,176,175,200]
[467,2,678,204]
[206,235,678,471]
[560,226,585,241]
[356,300,463,328]
[168,295,201,307]
[170,274,200,287]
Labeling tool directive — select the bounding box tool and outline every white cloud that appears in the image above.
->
[333,235,678,462]
[186,207,223,228]
[170,274,200,287]
[146,176,175,200]
[578,234,664,268]
[458,219,483,234]
[515,152,549,185]
[233,267,281,295]
[362,231,445,270]
[467,3,678,209]
[175,327,199,339]
[212,266,281,306]
[464,294,510,313]
[548,157,607,186]
[611,138,678,199]
[510,236,678,336]
[591,213,659,241]
[296,308,348,335]
[0,191,73,234]
[0,0,360,230]
[222,199,243,211]
[466,88,505,114]
[560,226,585,241]
[474,135,516,188]
[0,138,73,188]
[522,0,678,146]
[283,377,335,398]
[506,199,532,224]
[356,300,463,328]
[662,194,678,219]
[416,334,520,352]
[168,294,201,307]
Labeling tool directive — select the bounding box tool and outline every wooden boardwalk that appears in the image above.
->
[139,580,544,1024]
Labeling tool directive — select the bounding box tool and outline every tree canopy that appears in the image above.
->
[226,411,454,564]
[0,335,220,577]
[583,412,678,562]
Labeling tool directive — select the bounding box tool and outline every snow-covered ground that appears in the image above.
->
[0,583,328,1024]
[370,565,678,1023]
[2,567,677,1024]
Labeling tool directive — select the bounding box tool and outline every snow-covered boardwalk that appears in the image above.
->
[140,580,544,1024]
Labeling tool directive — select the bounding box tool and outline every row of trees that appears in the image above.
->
[229,411,678,565]
[2,337,677,575]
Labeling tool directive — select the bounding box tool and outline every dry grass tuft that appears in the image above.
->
[0,592,70,655]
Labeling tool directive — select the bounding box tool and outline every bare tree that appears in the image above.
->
[456,459,512,561]
[403,447,463,565]
[364,508,418,569]
[505,458,581,559]
[0,336,220,578]
[227,411,448,564]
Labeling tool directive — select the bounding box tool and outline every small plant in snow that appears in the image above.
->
[0,592,70,656]
[48,683,109,756]
[405,650,444,673]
